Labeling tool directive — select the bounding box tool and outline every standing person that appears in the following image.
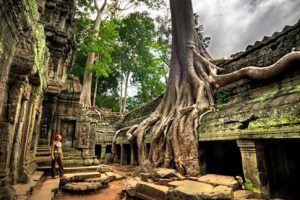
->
[51,134,64,178]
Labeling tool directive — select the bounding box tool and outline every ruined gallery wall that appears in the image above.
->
[199,19,300,141]
[0,0,78,186]
[0,0,49,184]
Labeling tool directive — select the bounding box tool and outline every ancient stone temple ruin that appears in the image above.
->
[0,0,300,199]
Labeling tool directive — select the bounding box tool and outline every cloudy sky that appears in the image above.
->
[191,0,300,58]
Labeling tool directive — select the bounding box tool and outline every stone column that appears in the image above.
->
[120,144,128,165]
[144,144,149,160]
[237,140,270,198]
[130,144,137,166]
[100,144,107,160]
[10,98,28,184]
[0,77,27,178]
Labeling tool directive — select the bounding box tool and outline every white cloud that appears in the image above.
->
[192,0,300,58]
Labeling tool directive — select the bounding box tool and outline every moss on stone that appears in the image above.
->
[23,0,39,22]
[0,41,3,56]
[32,24,48,90]
[244,178,259,193]
[247,90,278,104]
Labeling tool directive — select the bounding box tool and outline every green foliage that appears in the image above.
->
[73,3,169,111]
[217,91,230,103]
[115,12,167,109]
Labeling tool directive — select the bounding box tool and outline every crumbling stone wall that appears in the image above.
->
[0,0,78,198]
[0,0,49,188]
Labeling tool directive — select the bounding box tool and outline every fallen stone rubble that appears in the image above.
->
[123,168,257,200]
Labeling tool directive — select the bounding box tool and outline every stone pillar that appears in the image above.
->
[144,144,149,160]
[130,144,137,166]
[237,140,270,198]
[10,98,28,184]
[120,144,128,165]
[0,77,27,178]
[100,144,107,160]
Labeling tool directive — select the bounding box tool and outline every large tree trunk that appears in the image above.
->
[92,75,99,107]
[123,71,130,114]
[120,75,124,114]
[124,0,300,176]
[79,11,102,107]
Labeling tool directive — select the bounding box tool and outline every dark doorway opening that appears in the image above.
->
[202,141,243,177]
[95,144,101,159]
[124,144,131,165]
[106,144,112,153]
[265,139,300,200]
[132,143,139,166]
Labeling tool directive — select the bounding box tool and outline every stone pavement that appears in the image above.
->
[13,171,44,200]
[28,177,60,200]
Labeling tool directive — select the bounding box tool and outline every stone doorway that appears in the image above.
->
[60,120,76,148]
[265,139,300,199]
[201,141,243,177]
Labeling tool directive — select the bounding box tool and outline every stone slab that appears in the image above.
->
[136,181,169,200]
[14,171,44,197]
[28,177,60,200]
[198,174,240,190]
[168,180,233,200]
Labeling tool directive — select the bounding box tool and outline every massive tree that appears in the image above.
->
[125,0,300,176]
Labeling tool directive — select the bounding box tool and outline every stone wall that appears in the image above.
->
[200,19,300,141]
[0,0,50,188]
[0,0,79,197]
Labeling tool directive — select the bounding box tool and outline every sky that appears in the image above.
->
[192,0,300,58]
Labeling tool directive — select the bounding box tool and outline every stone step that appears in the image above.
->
[37,166,99,173]
[36,160,88,167]
[36,152,51,156]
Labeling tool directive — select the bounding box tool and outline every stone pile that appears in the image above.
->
[123,168,256,200]
[59,165,124,194]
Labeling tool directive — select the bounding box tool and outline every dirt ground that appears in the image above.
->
[56,164,132,200]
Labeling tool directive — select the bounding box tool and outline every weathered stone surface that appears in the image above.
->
[198,174,240,190]
[168,180,233,200]
[63,182,102,193]
[105,172,116,181]
[151,168,178,179]
[136,181,169,200]
[98,164,113,173]
[123,178,139,197]
[132,159,153,177]
[233,190,255,199]
[140,173,151,182]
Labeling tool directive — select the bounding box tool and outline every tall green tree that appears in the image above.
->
[115,12,167,114]
[77,0,166,108]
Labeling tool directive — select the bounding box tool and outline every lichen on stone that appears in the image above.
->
[32,24,48,90]
[22,0,40,22]
[244,178,259,193]
[0,41,3,56]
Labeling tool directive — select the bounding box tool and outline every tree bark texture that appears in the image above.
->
[124,0,300,176]
[93,75,99,107]
[79,11,102,107]
[123,72,130,114]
